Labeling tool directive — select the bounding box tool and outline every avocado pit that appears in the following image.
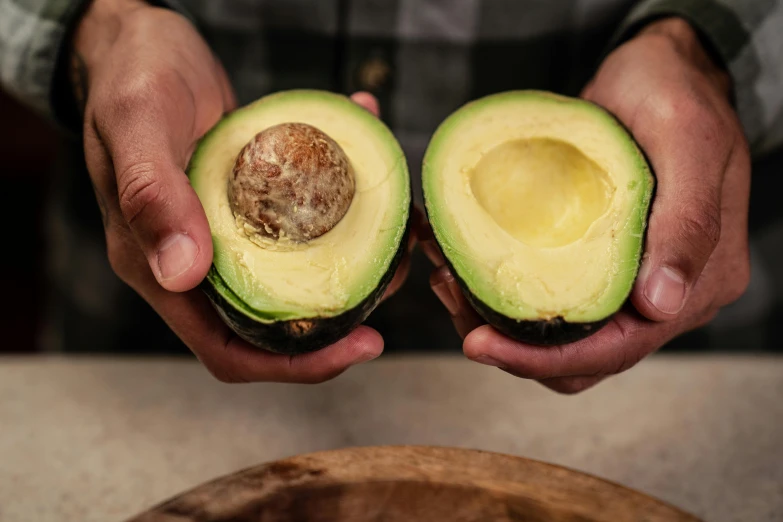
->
[228,122,356,242]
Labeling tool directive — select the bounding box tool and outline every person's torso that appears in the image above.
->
[183,0,638,175]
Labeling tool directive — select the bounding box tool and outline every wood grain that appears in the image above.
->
[127,446,701,521]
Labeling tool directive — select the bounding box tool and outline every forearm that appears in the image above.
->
[616,0,783,156]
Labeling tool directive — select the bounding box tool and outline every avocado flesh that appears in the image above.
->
[423,91,653,344]
[188,90,411,353]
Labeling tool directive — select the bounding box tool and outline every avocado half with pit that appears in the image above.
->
[188,90,411,354]
[423,91,654,345]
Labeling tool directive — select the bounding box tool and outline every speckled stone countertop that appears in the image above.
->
[0,354,781,522]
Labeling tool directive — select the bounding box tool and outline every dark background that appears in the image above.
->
[2,87,782,355]
[1,88,57,353]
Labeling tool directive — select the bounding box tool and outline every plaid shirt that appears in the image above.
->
[1,0,782,353]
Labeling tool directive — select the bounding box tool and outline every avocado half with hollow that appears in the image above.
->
[189,90,411,354]
[423,91,654,345]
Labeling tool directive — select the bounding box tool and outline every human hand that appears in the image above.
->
[424,17,751,393]
[73,0,406,382]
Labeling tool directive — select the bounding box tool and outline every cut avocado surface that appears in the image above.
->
[423,90,654,345]
[189,90,411,354]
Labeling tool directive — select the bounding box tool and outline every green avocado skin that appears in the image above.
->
[201,220,410,355]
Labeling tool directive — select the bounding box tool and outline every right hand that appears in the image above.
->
[72,0,387,382]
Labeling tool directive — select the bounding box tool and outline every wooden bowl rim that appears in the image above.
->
[126,445,702,522]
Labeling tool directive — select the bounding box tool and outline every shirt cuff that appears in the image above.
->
[0,0,196,137]
[0,0,92,128]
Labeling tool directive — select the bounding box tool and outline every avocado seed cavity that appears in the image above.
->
[470,138,614,248]
[228,122,356,243]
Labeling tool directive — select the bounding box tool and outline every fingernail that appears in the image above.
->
[432,280,459,315]
[157,233,198,281]
[644,266,686,314]
[473,355,505,369]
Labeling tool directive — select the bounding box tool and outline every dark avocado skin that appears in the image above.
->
[201,220,410,356]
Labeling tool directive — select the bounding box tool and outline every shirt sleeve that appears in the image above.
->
[0,0,194,133]
[0,0,90,120]
[615,0,783,157]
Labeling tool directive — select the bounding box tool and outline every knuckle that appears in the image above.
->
[613,349,645,375]
[678,201,722,255]
[612,317,634,347]
[106,71,161,121]
[594,321,645,376]
[600,350,628,377]
[654,91,732,149]
[96,67,185,133]
[117,162,165,226]
[100,87,148,129]
[651,90,696,126]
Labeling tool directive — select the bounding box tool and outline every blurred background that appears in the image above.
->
[2,84,782,356]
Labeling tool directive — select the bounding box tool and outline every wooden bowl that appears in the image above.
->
[127,446,700,521]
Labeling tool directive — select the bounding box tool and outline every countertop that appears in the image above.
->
[0,354,781,522]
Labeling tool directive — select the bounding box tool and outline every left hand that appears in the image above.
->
[423,17,751,393]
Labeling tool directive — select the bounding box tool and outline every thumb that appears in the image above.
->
[608,91,731,323]
[632,183,722,321]
[99,102,214,292]
[114,158,213,292]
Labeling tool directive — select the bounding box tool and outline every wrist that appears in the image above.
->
[636,17,732,97]
[68,0,149,114]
